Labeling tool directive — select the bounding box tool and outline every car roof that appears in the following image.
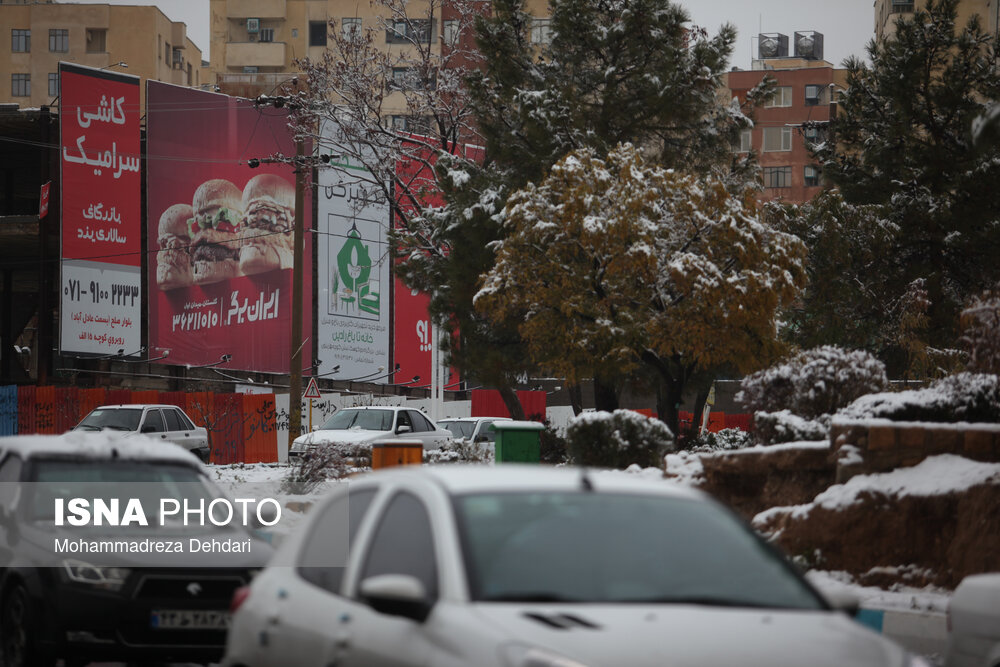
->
[438,416,511,423]
[88,404,181,410]
[0,432,202,465]
[355,464,703,500]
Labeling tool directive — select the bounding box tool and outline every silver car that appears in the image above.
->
[223,465,931,667]
[290,406,452,457]
[73,404,210,461]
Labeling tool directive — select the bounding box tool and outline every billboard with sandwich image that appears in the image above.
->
[146,82,312,373]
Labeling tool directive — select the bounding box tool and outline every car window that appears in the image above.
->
[442,421,474,439]
[298,487,378,594]
[320,409,393,431]
[408,410,433,432]
[453,492,824,609]
[76,407,143,431]
[0,455,23,506]
[162,408,182,432]
[176,409,196,430]
[479,420,500,442]
[360,492,438,598]
[142,409,166,433]
[396,410,412,430]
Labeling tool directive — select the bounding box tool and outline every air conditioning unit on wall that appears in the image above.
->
[247,18,260,33]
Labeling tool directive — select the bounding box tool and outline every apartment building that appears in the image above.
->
[209,0,551,126]
[875,0,998,41]
[724,32,849,204]
[2,1,204,110]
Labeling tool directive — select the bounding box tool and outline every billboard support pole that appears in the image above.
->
[288,137,306,452]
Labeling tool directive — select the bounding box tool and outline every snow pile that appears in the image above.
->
[754,454,1000,526]
[806,570,951,614]
[838,372,1000,423]
[663,450,705,486]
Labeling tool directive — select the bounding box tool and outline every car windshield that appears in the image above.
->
[453,491,824,609]
[75,408,143,432]
[320,409,394,431]
[442,421,475,439]
[24,459,216,526]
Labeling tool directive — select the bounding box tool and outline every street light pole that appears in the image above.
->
[288,136,306,452]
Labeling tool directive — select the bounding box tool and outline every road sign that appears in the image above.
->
[303,377,322,399]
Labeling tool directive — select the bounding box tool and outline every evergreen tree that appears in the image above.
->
[812,0,1000,361]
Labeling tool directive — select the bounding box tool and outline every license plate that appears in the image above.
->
[150,609,230,629]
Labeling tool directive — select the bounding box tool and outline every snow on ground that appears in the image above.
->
[806,569,951,614]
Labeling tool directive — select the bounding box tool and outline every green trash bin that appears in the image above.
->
[491,420,544,463]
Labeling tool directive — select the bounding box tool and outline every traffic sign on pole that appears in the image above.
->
[303,377,322,399]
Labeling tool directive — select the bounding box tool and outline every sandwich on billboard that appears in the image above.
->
[146,81,311,373]
[59,63,142,357]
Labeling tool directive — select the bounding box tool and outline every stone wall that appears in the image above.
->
[830,418,1000,482]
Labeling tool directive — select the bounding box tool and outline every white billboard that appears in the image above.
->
[316,124,391,381]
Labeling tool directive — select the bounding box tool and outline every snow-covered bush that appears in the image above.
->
[839,372,1000,423]
[753,410,829,445]
[566,410,674,469]
[281,446,347,495]
[539,421,569,464]
[424,438,493,465]
[690,428,754,452]
[961,287,1000,374]
[738,346,889,419]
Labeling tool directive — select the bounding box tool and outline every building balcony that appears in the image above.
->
[216,71,300,98]
[226,0,286,19]
[225,41,287,68]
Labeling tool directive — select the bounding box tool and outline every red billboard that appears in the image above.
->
[146,82,312,373]
[59,63,142,356]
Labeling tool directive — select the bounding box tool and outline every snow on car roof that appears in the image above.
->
[87,404,180,410]
[0,431,203,465]
[438,416,511,422]
[362,464,703,499]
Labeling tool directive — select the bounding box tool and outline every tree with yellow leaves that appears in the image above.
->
[475,144,808,436]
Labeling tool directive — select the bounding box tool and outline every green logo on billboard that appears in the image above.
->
[334,224,379,316]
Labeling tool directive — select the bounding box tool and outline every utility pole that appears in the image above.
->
[288,136,306,452]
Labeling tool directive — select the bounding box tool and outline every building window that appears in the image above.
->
[762,126,792,152]
[86,28,106,53]
[735,128,752,153]
[891,0,915,13]
[804,84,823,106]
[763,166,792,188]
[386,19,433,44]
[48,72,59,97]
[342,18,362,41]
[390,67,436,91]
[803,124,826,145]
[12,29,30,53]
[165,41,170,62]
[442,20,459,46]
[390,114,432,135]
[158,35,161,59]
[259,28,275,42]
[11,73,30,97]
[172,47,182,67]
[243,66,259,74]
[804,165,820,187]
[530,18,552,45]
[49,29,69,53]
[309,21,327,47]
[764,86,792,108]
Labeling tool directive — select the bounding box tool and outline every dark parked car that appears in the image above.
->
[0,431,273,667]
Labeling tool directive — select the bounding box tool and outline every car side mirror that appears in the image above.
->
[359,574,433,623]
[396,425,412,434]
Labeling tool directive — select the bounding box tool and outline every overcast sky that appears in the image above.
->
[74,0,875,69]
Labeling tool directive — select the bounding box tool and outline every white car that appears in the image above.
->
[289,406,452,456]
[72,403,210,461]
[436,416,512,447]
[222,465,930,667]
[945,573,1000,667]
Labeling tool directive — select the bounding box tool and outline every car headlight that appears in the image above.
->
[62,559,131,592]
[500,642,590,667]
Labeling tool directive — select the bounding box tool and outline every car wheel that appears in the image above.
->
[2,584,53,667]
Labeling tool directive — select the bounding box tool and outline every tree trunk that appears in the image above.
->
[498,384,525,420]
[689,385,711,443]
[568,382,584,416]
[592,376,619,412]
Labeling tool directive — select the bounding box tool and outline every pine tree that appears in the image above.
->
[812,0,1000,359]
